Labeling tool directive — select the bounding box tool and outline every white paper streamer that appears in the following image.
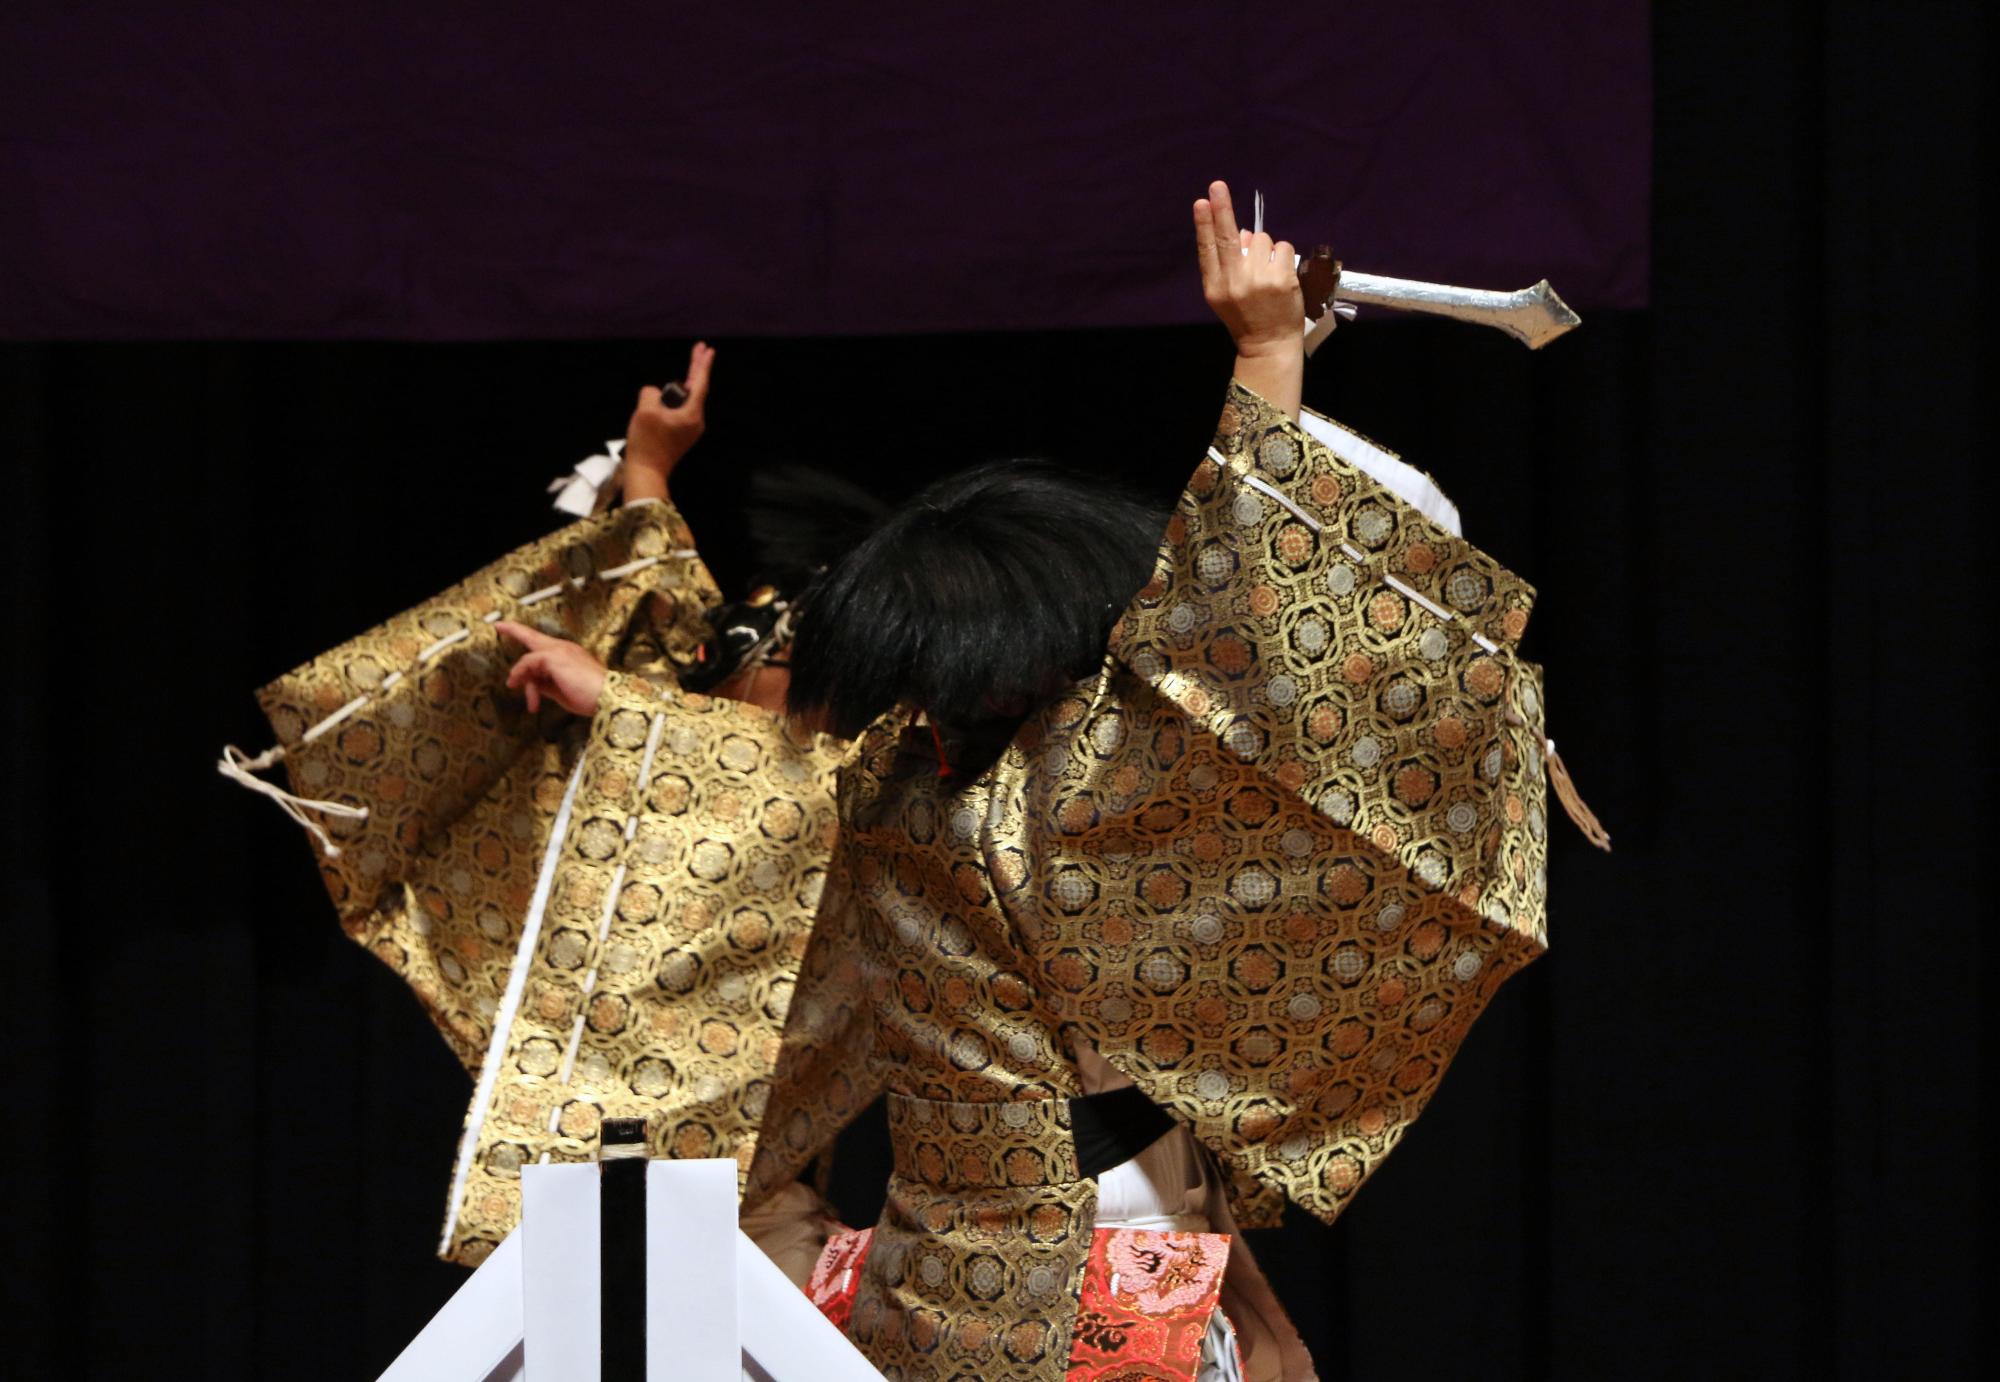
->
[549,439,627,516]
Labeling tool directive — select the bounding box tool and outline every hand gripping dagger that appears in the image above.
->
[1252,191,1582,355]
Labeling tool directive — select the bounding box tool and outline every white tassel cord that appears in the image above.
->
[216,744,370,857]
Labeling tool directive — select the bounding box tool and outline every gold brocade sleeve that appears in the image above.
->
[436,668,847,1259]
[1010,382,1552,1225]
[254,500,722,1071]
[480,669,848,1178]
[738,718,897,1210]
[737,844,884,1209]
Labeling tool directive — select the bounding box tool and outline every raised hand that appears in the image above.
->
[1194,181,1304,418]
[623,340,716,504]
[495,620,609,716]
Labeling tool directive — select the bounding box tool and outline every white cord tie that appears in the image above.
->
[416,627,472,663]
[216,744,370,857]
[222,518,690,859]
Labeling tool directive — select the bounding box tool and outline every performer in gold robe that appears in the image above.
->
[376,181,1595,1376]
[720,181,1572,1381]
[229,346,866,1278]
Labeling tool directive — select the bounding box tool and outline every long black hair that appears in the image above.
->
[787,460,1170,741]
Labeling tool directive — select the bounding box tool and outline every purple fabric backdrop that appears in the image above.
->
[0,3,1647,339]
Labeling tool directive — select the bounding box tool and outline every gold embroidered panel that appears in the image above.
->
[1003,382,1551,1224]
[747,740,1105,1379]
[849,1169,1097,1382]
[743,851,886,1204]
[1008,666,1544,1227]
[348,731,584,1074]
[1119,382,1545,931]
[252,502,849,1263]
[451,671,845,1261]
[885,1089,1082,1192]
[842,745,1083,1106]
[256,501,718,930]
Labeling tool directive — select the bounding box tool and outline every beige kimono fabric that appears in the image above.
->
[255,500,844,1265]
[748,382,1552,1380]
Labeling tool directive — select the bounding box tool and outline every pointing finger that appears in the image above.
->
[1193,199,1223,295]
[683,341,714,406]
[1209,181,1242,265]
[495,619,554,652]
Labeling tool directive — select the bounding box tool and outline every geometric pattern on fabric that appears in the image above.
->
[755,385,1554,1378]
[446,672,842,1263]
[1036,381,1554,1223]
[252,501,844,1263]
[848,1172,1098,1382]
[256,501,717,940]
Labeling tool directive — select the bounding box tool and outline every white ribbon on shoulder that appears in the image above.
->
[547,439,626,517]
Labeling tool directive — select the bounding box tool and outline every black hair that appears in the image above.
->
[679,464,889,694]
[787,459,1171,742]
[738,463,892,594]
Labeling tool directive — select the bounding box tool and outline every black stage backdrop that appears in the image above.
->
[0,5,1983,1379]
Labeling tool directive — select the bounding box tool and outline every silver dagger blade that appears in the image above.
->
[1330,271,1582,350]
[1257,192,1584,350]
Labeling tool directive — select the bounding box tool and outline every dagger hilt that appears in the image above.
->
[1298,244,1342,320]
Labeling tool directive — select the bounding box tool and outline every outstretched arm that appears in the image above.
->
[1193,180,1304,419]
[623,341,716,505]
[1020,195,1549,1223]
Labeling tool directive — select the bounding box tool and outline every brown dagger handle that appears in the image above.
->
[1298,244,1342,320]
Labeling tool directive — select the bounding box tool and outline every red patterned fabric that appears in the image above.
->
[806,1225,874,1331]
[804,1225,1231,1378]
[1066,1230,1232,1382]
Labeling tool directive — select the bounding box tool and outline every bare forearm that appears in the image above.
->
[623,464,669,505]
[621,461,688,548]
[1194,181,1306,422]
[1231,341,1303,421]
[621,341,714,508]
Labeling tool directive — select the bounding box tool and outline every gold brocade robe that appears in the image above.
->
[748,382,1553,1380]
[255,500,844,1265]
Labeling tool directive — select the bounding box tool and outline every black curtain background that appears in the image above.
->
[0,5,1983,1378]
